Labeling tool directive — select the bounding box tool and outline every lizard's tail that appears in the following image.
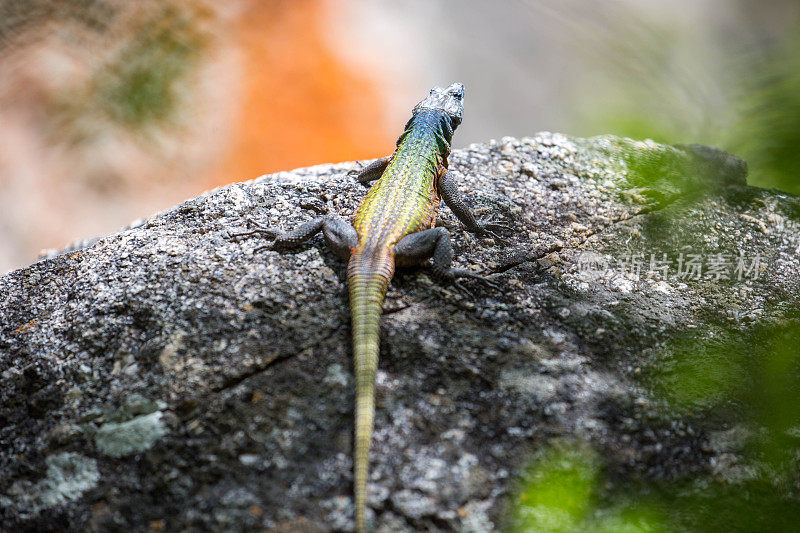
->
[348,257,392,533]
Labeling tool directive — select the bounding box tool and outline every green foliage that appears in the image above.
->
[51,3,207,144]
[511,442,598,532]
[648,312,800,465]
[616,142,708,206]
[727,34,800,194]
[510,442,669,533]
[95,5,205,127]
[649,327,748,412]
[572,11,800,194]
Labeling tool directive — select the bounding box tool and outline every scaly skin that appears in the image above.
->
[231,83,503,531]
[349,97,458,533]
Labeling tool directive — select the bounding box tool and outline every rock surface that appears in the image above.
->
[1,133,798,531]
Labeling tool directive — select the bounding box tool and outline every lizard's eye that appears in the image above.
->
[448,84,465,99]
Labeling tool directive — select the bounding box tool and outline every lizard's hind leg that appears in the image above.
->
[321,216,360,259]
[393,227,499,291]
[230,215,358,259]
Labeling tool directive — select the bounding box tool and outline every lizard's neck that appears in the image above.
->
[396,108,456,157]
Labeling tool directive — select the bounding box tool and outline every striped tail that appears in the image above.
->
[348,253,393,533]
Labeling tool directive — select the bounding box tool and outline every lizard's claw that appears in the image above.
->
[452,278,475,299]
[475,216,511,245]
[480,216,509,231]
[245,217,278,233]
[228,218,279,249]
[346,160,365,177]
[478,224,510,246]
[449,269,503,292]
[482,228,509,246]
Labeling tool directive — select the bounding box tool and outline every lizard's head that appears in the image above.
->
[414,82,465,128]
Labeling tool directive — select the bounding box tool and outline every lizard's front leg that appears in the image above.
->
[230,215,358,260]
[438,170,509,244]
[348,155,391,186]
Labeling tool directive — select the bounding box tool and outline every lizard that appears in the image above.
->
[232,83,505,532]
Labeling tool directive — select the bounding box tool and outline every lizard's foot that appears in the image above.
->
[437,268,502,297]
[227,218,279,249]
[229,218,278,237]
[451,268,503,291]
[452,278,476,299]
[477,217,511,246]
[346,160,365,177]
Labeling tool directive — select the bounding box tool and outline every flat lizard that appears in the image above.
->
[233,83,504,531]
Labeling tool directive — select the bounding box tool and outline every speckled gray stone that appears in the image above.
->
[1,133,798,531]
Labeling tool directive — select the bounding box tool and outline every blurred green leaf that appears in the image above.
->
[728,33,800,195]
[511,442,598,533]
[510,441,670,532]
[97,5,205,127]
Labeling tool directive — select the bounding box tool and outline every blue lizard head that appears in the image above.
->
[414,82,465,128]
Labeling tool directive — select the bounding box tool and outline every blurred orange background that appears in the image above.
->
[0,0,397,274]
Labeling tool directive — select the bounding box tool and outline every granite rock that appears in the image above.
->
[1,133,798,531]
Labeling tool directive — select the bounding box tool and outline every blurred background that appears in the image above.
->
[1,0,799,274]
